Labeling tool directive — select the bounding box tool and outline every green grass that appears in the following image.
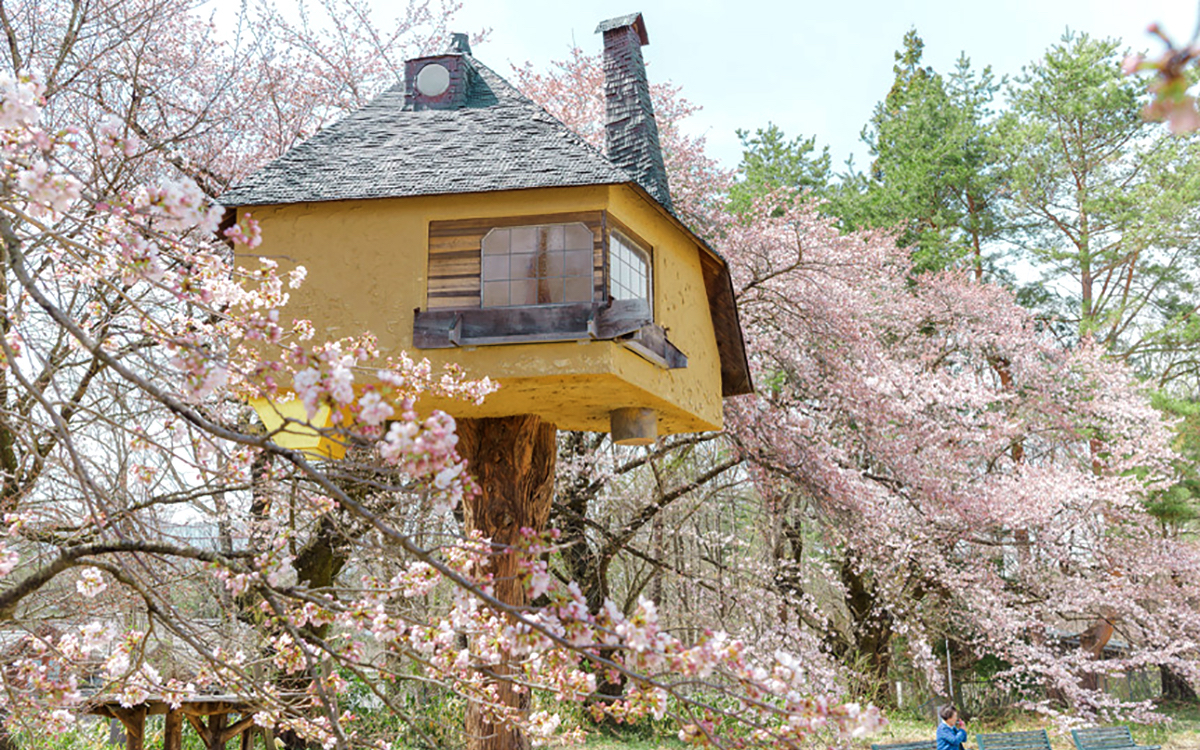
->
[581,737,685,750]
[12,702,1200,750]
[1131,702,1200,750]
[853,703,1200,750]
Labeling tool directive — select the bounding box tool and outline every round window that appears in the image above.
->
[415,63,451,97]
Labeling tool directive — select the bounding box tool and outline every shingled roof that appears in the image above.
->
[220,56,634,208]
[221,21,753,398]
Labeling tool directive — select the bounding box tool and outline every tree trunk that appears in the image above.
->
[457,415,557,750]
[841,555,894,702]
[1160,663,1199,703]
[1077,616,1114,693]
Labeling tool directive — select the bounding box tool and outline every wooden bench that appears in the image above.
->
[871,741,936,750]
[1071,726,1160,750]
[978,729,1053,750]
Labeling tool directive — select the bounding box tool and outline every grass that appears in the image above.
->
[1131,702,1200,750]
[12,702,1200,750]
[854,703,1200,750]
[581,737,684,750]
[571,703,1200,750]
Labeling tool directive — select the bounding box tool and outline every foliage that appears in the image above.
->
[999,31,1200,385]
[846,30,1004,277]
[518,29,1200,724]
[0,3,888,749]
[1146,393,1200,536]
[727,124,832,215]
[723,191,1200,721]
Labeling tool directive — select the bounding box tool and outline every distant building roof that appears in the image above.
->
[220,56,635,208]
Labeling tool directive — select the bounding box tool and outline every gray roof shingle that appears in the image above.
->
[220,57,635,208]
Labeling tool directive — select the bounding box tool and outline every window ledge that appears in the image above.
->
[413,300,687,370]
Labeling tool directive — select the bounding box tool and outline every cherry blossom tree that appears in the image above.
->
[517,44,1200,718]
[0,3,888,749]
[725,191,1200,719]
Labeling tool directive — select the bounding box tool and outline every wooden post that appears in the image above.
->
[110,707,147,750]
[186,713,229,750]
[208,714,228,750]
[456,415,557,750]
[163,710,183,750]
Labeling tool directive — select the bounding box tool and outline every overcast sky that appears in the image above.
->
[439,0,1197,173]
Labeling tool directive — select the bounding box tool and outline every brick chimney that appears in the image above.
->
[404,35,475,112]
[596,12,673,212]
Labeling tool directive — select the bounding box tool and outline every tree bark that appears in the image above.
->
[841,554,894,702]
[457,415,557,750]
[1077,616,1114,693]
[1160,663,1199,703]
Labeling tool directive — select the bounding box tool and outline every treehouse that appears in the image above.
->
[220,13,751,451]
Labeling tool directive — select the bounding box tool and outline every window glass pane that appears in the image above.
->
[480,222,594,308]
[482,229,509,255]
[541,278,565,304]
[565,249,590,276]
[565,224,593,251]
[511,226,536,251]
[482,255,508,281]
[482,282,508,307]
[510,280,537,305]
[565,277,592,303]
[610,233,650,303]
[510,252,537,281]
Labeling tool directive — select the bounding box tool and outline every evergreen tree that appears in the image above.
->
[853,29,1003,277]
[728,123,832,214]
[999,31,1200,387]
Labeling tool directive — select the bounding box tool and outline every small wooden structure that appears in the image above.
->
[87,694,273,750]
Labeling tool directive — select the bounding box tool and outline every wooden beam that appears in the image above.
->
[221,716,258,744]
[620,325,687,369]
[185,715,206,743]
[204,714,228,750]
[413,300,686,372]
[178,702,244,717]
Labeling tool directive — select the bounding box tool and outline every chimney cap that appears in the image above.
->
[595,12,648,45]
[447,32,471,54]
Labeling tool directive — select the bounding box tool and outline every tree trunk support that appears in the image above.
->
[457,415,557,750]
[163,710,183,750]
[109,707,147,750]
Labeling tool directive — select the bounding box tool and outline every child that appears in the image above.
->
[936,704,967,750]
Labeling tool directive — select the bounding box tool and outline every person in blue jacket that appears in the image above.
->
[937,704,968,750]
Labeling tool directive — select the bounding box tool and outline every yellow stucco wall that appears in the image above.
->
[236,184,723,434]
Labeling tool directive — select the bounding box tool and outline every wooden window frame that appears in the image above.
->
[479,222,596,308]
[608,229,652,309]
[416,211,683,369]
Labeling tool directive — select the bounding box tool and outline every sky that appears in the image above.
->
[434,0,1198,173]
